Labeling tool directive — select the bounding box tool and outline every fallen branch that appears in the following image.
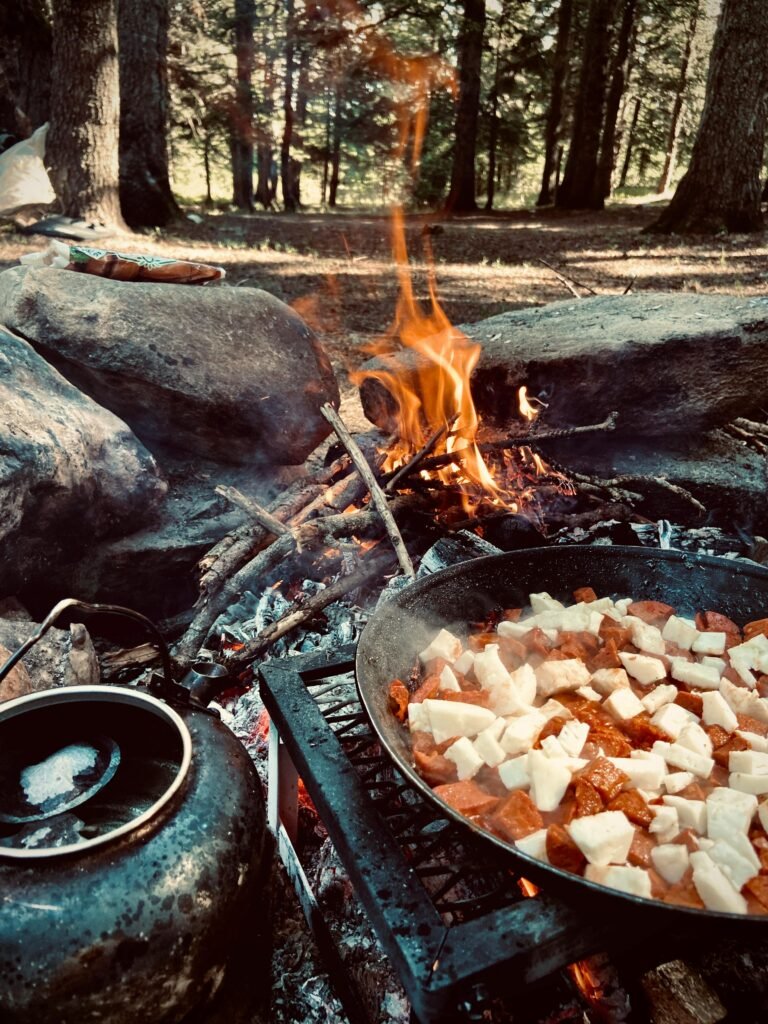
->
[734,417,768,439]
[536,258,598,297]
[321,403,414,577]
[725,422,768,455]
[215,485,291,538]
[571,471,706,516]
[226,551,396,671]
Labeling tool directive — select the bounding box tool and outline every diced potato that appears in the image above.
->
[662,795,707,832]
[453,649,475,675]
[538,698,573,722]
[540,735,568,758]
[444,737,485,780]
[515,827,548,862]
[708,836,760,890]
[758,799,768,833]
[473,644,512,690]
[608,754,666,790]
[662,615,699,651]
[528,749,573,812]
[408,702,430,733]
[729,750,768,775]
[619,652,666,686]
[590,667,630,696]
[509,663,537,705]
[720,679,768,722]
[500,712,546,756]
[664,771,695,794]
[585,864,652,898]
[498,754,530,790]
[692,632,727,656]
[700,655,727,676]
[701,691,738,733]
[576,685,603,702]
[641,683,678,715]
[529,592,565,614]
[729,773,768,796]
[629,619,666,656]
[535,659,591,698]
[727,655,757,689]
[566,810,635,866]
[439,665,461,692]
[604,688,645,721]
[651,702,698,740]
[651,844,690,885]
[423,699,497,744]
[739,730,768,752]
[676,723,714,759]
[670,659,721,691]
[557,720,590,758]
[419,628,462,665]
[496,619,531,640]
[706,788,757,840]
[662,743,714,779]
[691,855,748,914]
[473,727,507,768]
[649,804,680,843]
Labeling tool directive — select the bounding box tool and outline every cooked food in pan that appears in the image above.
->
[389,589,768,915]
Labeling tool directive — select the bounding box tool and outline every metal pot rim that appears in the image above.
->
[0,685,193,860]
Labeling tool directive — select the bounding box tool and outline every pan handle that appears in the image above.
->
[0,598,174,696]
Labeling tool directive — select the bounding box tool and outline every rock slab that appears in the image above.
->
[0,266,340,464]
[358,293,768,436]
[0,326,167,595]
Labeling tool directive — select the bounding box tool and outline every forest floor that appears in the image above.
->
[2,201,768,382]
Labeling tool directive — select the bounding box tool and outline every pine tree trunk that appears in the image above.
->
[556,0,617,210]
[280,0,298,212]
[328,87,342,208]
[445,0,486,213]
[656,1,699,195]
[229,0,255,211]
[47,0,126,228]
[117,0,179,227]
[0,0,52,136]
[617,95,640,187]
[536,0,573,207]
[593,0,637,206]
[649,0,768,233]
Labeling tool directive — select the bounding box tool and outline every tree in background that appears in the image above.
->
[47,0,126,228]
[445,0,486,212]
[0,0,52,139]
[229,0,256,209]
[536,0,574,207]
[118,0,180,227]
[592,0,637,206]
[655,0,699,194]
[649,0,768,233]
[556,0,616,209]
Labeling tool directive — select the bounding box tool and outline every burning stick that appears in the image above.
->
[383,414,459,494]
[321,403,415,577]
[225,551,396,671]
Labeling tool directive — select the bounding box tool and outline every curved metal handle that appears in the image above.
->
[0,599,174,694]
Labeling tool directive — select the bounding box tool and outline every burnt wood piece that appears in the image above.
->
[640,961,725,1024]
[358,293,768,437]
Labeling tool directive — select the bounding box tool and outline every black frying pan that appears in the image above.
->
[356,545,768,929]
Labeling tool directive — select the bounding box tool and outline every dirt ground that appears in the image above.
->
[2,201,767,382]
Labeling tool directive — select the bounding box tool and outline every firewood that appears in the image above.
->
[101,642,160,678]
[215,485,292,538]
[724,422,768,454]
[641,960,725,1024]
[384,414,459,494]
[290,472,367,526]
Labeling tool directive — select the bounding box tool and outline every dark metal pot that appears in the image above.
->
[0,600,270,1024]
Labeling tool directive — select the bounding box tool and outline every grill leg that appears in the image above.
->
[267,719,299,844]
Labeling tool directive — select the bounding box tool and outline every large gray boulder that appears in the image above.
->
[0,326,167,596]
[0,266,340,464]
[358,293,768,436]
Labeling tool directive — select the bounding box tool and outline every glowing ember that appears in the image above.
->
[568,959,605,1006]
[518,877,540,898]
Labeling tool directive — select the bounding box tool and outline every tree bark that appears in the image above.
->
[649,0,768,233]
[47,0,126,228]
[593,0,637,206]
[556,0,617,210]
[656,0,699,195]
[617,95,640,187]
[328,85,342,207]
[280,0,299,212]
[0,0,52,136]
[117,0,179,227]
[536,0,573,207]
[445,0,486,213]
[229,0,255,211]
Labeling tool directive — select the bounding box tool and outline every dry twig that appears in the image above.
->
[536,257,598,297]
[321,403,414,577]
[383,414,460,494]
[215,485,291,537]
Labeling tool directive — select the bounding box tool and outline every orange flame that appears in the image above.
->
[568,959,605,1005]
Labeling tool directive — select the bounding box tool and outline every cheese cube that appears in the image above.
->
[651,702,698,740]
[670,659,721,691]
[651,844,690,885]
[439,665,461,692]
[540,735,567,758]
[407,702,430,733]
[729,773,768,796]
[473,644,512,690]
[619,652,667,686]
[614,599,631,615]
[663,771,695,794]
[535,659,591,698]
[729,750,768,775]
[422,699,497,744]
[701,691,738,733]
[585,864,652,899]
[662,795,707,832]
[453,649,475,675]
[567,810,635,866]
[706,788,757,840]
[515,827,548,862]
[701,656,727,676]
[649,804,680,843]
[709,836,760,890]
[608,754,666,790]
[500,712,546,756]
[444,737,484,780]
[538,699,573,722]
[662,615,699,651]
[662,743,714,779]
[677,723,714,759]
[738,730,768,752]
[529,592,565,614]
[528,749,572,812]
[590,668,631,696]
[496,619,530,640]
[758,799,768,833]
[560,603,594,632]
[509,663,537,705]
[587,611,605,636]
[641,684,678,715]
[604,688,645,721]
[498,754,530,790]
[557,720,589,758]
[629,620,666,656]
[720,679,768,722]
[419,628,462,665]
[473,727,507,768]
[576,685,603,702]
[729,655,757,689]
[691,855,748,914]
[692,632,727,656]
